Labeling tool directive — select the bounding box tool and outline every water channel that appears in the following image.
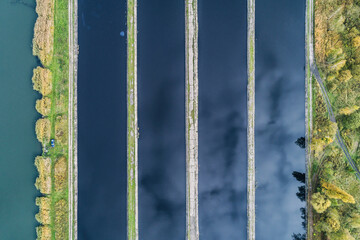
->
[0,0,39,239]
[78,0,127,239]
[256,0,306,238]
[138,1,186,239]
[198,0,247,239]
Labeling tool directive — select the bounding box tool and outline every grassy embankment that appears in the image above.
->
[305,0,313,238]
[309,0,360,239]
[127,0,138,239]
[32,0,70,239]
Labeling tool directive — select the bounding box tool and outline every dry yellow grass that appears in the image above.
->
[54,199,68,239]
[36,225,51,240]
[33,0,54,66]
[34,156,51,195]
[35,118,51,145]
[32,67,52,96]
[55,115,68,145]
[35,197,51,225]
[35,97,51,116]
[54,156,67,192]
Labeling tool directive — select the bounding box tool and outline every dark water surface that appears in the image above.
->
[78,0,127,239]
[77,0,306,239]
[0,0,40,239]
[198,0,247,239]
[256,0,306,239]
[138,1,186,239]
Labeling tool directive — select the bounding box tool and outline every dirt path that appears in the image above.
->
[306,0,360,238]
[309,30,360,181]
[185,1,199,239]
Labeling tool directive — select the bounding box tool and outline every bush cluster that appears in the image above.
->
[33,0,54,66]
[54,156,67,192]
[34,156,51,195]
[35,197,51,225]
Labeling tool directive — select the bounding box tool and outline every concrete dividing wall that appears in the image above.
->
[185,0,199,240]
[247,0,255,239]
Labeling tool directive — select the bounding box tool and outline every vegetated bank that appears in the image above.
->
[309,0,360,239]
[127,0,138,239]
[32,0,71,238]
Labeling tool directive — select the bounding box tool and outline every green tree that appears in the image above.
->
[341,110,360,129]
[328,229,355,240]
[326,208,341,232]
[322,181,356,204]
[311,192,331,213]
[346,213,360,229]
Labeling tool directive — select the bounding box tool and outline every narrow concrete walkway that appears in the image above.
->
[185,0,199,240]
[247,0,255,239]
[68,0,79,238]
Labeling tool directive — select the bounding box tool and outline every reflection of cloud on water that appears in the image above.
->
[255,0,306,238]
[256,40,305,240]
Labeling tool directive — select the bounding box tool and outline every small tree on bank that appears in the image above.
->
[311,192,331,213]
[35,97,51,116]
[32,67,52,96]
[35,118,51,145]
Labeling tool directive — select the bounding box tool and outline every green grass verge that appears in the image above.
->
[34,0,70,239]
[127,0,138,239]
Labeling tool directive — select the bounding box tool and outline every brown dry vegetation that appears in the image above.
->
[55,115,68,145]
[35,118,51,145]
[36,225,51,240]
[32,67,52,96]
[35,197,51,225]
[33,0,70,238]
[36,97,51,116]
[33,0,54,66]
[35,156,51,195]
[54,199,68,239]
[54,156,67,192]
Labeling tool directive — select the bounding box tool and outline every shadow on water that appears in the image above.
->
[138,1,186,240]
[256,0,305,239]
[198,0,247,239]
[78,0,127,239]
